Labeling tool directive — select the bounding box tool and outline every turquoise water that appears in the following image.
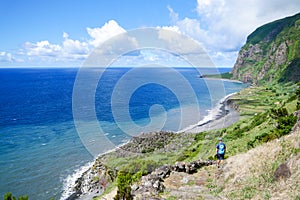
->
[0,67,245,199]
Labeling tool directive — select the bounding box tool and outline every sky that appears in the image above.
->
[0,0,299,67]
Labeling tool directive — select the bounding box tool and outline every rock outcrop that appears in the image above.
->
[67,159,116,200]
[274,163,291,181]
[118,131,175,154]
[131,160,215,199]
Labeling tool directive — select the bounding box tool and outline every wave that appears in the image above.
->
[60,142,127,200]
[60,161,94,200]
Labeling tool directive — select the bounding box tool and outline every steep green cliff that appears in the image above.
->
[232,13,300,84]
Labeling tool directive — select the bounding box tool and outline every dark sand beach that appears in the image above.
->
[183,96,239,133]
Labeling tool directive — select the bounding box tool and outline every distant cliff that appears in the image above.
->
[232,13,300,84]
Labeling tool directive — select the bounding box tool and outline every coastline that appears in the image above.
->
[62,93,240,199]
[201,77,244,84]
[182,93,240,133]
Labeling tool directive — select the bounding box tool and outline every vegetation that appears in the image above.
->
[114,171,134,200]
[200,72,233,80]
[4,193,28,200]
[246,13,300,45]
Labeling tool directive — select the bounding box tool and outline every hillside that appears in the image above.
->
[231,13,300,84]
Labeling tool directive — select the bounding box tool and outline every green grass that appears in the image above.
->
[93,182,117,200]
[201,72,233,79]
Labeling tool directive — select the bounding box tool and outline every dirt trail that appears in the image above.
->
[162,165,223,200]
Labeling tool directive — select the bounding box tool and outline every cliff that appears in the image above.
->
[232,13,300,84]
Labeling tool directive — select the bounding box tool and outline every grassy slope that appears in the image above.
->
[218,128,300,199]
[162,124,300,200]
[246,13,300,46]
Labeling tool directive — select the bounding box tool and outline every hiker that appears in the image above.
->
[216,138,226,167]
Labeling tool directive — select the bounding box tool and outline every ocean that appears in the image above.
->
[0,67,246,199]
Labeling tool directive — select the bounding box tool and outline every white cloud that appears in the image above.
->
[167,5,179,23]
[23,33,89,64]
[0,51,13,62]
[196,0,300,49]
[14,20,127,65]
[166,0,300,66]
[24,40,62,57]
[62,32,89,59]
[87,20,126,47]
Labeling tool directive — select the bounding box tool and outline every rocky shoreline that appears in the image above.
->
[64,96,240,200]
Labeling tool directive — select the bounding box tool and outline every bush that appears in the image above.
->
[194,132,207,141]
[270,107,297,137]
[121,159,159,175]
[4,193,28,200]
[177,147,199,161]
[114,171,133,200]
[248,107,297,149]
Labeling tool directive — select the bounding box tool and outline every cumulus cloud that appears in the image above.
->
[195,0,300,49]
[16,20,127,65]
[24,40,61,57]
[62,32,89,59]
[87,20,126,47]
[24,34,89,63]
[0,51,13,62]
[166,0,300,66]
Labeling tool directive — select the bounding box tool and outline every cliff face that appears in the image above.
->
[232,13,300,84]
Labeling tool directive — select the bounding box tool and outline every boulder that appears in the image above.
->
[274,163,291,181]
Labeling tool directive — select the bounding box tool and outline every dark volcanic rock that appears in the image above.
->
[274,163,291,181]
[132,159,215,199]
[118,131,175,154]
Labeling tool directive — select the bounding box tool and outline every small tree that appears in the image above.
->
[114,171,133,200]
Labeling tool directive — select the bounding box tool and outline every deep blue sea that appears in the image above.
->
[0,67,246,199]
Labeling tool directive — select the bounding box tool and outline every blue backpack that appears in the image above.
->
[218,142,226,154]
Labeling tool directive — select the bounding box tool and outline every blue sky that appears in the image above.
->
[0,0,299,67]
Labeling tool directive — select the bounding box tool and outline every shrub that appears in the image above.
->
[114,171,133,200]
[194,132,207,141]
[270,107,297,137]
[177,147,199,161]
[248,107,297,148]
[4,193,28,200]
[121,159,159,175]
